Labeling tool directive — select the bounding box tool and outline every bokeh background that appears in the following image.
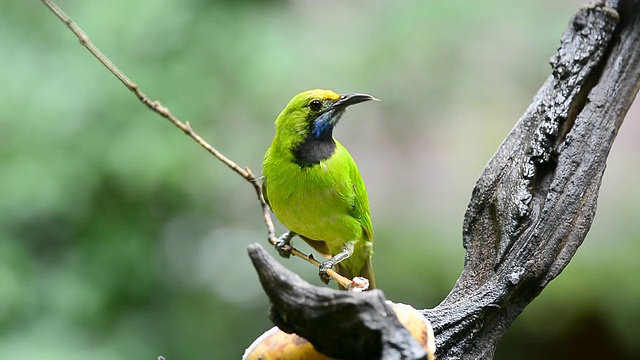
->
[1,0,639,359]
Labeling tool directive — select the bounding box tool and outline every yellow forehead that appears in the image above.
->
[302,89,340,101]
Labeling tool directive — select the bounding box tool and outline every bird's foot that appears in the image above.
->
[318,259,335,284]
[274,231,295,259]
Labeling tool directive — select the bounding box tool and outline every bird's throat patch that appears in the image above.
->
[292,137,336,167]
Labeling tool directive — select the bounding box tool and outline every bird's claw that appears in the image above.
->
[274,231,293,258]
[319,260,335,284]
[274,239,291,258]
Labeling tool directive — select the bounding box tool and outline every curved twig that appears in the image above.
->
[39,0,352,286]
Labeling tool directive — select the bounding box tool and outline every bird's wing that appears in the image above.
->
[261,176,270,208]
[261,148,272,208]
[348,161,374,242]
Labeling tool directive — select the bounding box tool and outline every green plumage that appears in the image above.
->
[262,89,376,288]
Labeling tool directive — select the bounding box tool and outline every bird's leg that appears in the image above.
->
[319,243,354,284]
[274,231,296,258]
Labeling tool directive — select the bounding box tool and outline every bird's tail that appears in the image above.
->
[336,258,376,290]
[361,257,376,289]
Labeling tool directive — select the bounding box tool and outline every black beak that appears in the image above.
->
[333,93,379,109]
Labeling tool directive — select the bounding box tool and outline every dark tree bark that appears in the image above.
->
[249,1,640,359]
[248,244,429,360]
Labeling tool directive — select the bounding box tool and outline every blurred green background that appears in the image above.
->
[1,0,639,359]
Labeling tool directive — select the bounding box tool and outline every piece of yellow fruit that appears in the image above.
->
[243,301,435,360]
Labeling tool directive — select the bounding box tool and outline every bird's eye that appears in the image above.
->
[309,99,323,112]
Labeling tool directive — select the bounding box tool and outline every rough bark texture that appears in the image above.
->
[247,244,429,360]
[424,1,640,357]
[249,0,640,359]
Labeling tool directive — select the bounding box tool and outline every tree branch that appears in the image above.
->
[426,1,640,357]
[248,244,428,360]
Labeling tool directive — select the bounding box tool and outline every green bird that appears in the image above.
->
[262,89,377,289]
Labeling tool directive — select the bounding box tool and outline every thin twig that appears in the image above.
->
[40,0,353,288]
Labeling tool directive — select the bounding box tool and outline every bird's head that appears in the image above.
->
[273,89,378,144]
